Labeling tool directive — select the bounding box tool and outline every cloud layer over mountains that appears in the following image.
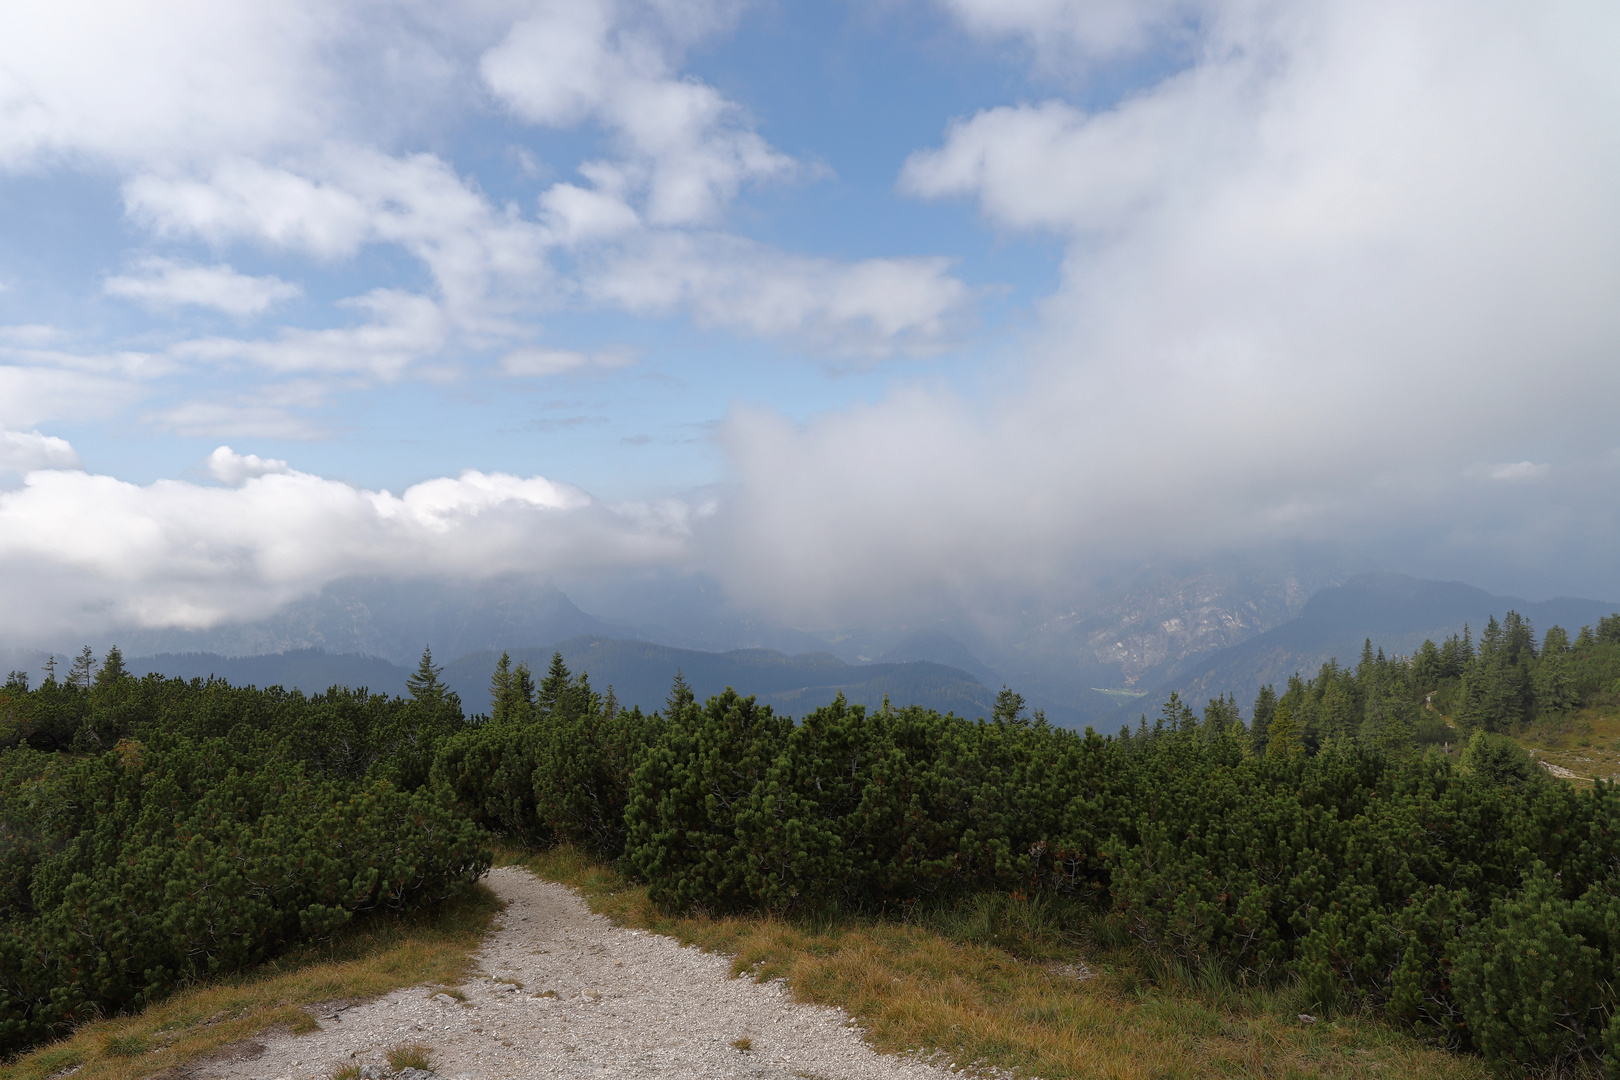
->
[721,0,1620,618]
[1,0,1617,643]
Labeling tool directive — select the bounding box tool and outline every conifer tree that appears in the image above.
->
[538,652,570,714]
[67,647,94,688]
[1598,613,1620,644]
[1201,693,1241,742]
[94,646,126,686]
[1158,691,1197,733]
[513,661,537,715]
[1250,684,1277,755]
[489,652,514,720]
[993,686,1028,725]
[407,645,445,703]
[1532,627,1579,716]
[665,669,695,716]
[1264,702,1303,759]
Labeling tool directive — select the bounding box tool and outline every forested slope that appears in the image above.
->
[1160,572,1619,715]
[440,636,996,720]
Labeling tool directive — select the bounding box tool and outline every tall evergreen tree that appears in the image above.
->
[94,646,126,686]
[514,662,537,713]
[1265,702,1303,759]
[993,686,1029,725]
[1250,684,1277,756]
[538,652,571,714]
[665,669,695,716]
[407,645,446,704]
[489,652,514,719]
[67,647,94,688]
[1598,614,1620,644]
[1532,626,1579,716]
[1202,694,1241,742]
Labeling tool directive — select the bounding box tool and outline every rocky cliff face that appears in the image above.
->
[973,554,1364,719]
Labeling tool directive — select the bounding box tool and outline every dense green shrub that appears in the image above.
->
[0,649,489,1056]
[430,652,657,859]
[0,736,487,1054]
[1450,867,1620,1072]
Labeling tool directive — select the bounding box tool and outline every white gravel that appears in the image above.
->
[203,865,958,1080]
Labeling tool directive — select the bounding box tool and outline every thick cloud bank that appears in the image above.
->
[0,450,692,643]
[714,0,1620,618]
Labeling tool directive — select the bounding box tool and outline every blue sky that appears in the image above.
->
[2,2,1062,496]
[1,0,1618,641]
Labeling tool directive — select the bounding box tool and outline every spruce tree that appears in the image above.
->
[513,661,537,716]
[1532,627,1579,716]
[407,645,445,704]
[538,652,570,714]
[67,647,94,688]
[1265,702,1303,759]
[993,686,1028,725]
[1598,613,1620,644]
[94,646,126,686]
[665,670,695,716]
[489,652,514,720]
[1251,684,1277,755]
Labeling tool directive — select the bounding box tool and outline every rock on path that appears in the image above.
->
[206,865,956,1080]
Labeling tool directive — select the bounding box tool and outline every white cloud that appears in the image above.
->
[899,88,1234,235]
[936,0,1209,62]
[0,363,138,427]
[713,0,1620,617]
[1487,461,1551,483]
[584,233,972,356]
[0,324,61,346]
[0,426,80,473]
[173,289,449,378]
[539,183,641,245]
[148,400,329,441]
[0,2,337,169]
[0,463,693,640]
[482,0,791,227]
[500,347,637,377]
[125,161,372,258]
[206,446,292,484]
[125,148,553,330]
[104,257,302,316]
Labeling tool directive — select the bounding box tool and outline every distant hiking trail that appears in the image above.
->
[203,865,958,1080]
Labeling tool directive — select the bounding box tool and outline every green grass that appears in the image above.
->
[519,845,1498,1080]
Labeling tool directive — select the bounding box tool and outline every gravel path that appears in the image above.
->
[206,865,956,1080]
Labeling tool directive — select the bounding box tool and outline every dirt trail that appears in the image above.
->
[205,866,955,1080]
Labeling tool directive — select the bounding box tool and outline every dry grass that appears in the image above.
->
[0,885,502,1080]
[385,1043,434,1071]
[522,846,1493,1080]
[1516,705,1620,785]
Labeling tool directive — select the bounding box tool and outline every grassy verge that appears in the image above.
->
[1515,705,1620,785]
[0,886,503,1080]
[519,846,1493,1080]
